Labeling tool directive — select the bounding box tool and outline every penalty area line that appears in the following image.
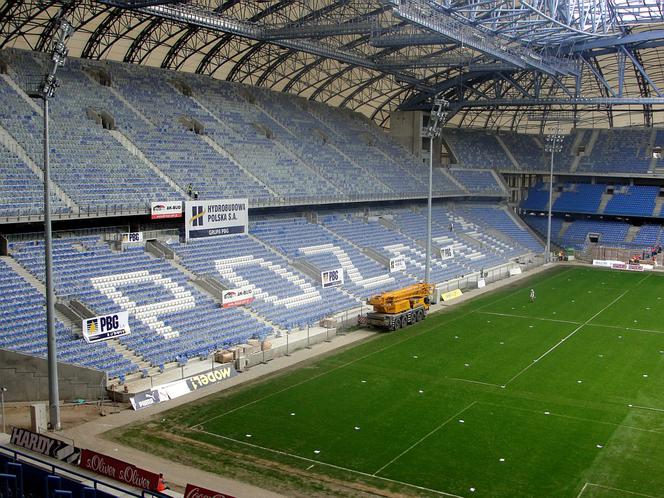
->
[582,483,658,498]
[194,428,463,498]
[504,290,628,386]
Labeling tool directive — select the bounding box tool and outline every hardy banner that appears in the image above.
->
[10,427,80,464]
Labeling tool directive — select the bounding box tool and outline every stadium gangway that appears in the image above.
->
[0,444,170,498]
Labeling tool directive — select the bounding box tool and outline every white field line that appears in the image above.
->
[193,269,571,429]
[629,404,664,413]
[585,322,664,336]
[479,311,581,325]
[636,273,652,285]
[583,483,659,498]
[480,401,664,435]
[373,402,477,476]
[504,290,629,386]
[575,482,589,498]
[447,377,502,388]
[195,429,464,498]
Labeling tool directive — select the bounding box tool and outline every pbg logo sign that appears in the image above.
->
[82,311,130,343]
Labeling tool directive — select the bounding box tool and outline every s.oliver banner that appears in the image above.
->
[184,483,237,498]
[222,286,254,308]
[10,427,80,464]
[82,311,130,343]
[79,449,160,491]
[151,201,182,219]
[185,199,248,240]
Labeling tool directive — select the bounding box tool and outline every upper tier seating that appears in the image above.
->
[603,185,659,217]
[443,129,513,169]
[447,169,503,194]
[0,257,136,378]
[553,183,605,214]
[10,236,272,368]
[169,235,359,331]
[0,48,510,217]
[632,224,662,246]
[522,182,660,218]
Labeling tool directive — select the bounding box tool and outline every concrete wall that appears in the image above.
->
[0,349,107,402]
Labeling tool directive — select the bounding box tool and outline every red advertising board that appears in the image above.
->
[184,483,237,498]
[78,449,160,491]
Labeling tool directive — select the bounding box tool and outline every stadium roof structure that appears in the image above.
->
[1,0,664,131]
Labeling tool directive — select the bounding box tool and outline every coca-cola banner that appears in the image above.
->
[79,449,160,491]
[184,483,237,498]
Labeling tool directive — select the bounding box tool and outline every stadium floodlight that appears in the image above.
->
[544,129,564,263]
[36,15,74,432]
[423,95,449,285]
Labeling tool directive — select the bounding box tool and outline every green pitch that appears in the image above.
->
[117,267,664,497]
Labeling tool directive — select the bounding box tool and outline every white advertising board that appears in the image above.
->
[440,246,455,261]
[82,311,130,343]
[151,201,182,219]
[389,255,406,272]
[477,278,486,289]
[321,268,344,288]
[221,286,255,308]
[184,199,248,240]
[121,232,143,244]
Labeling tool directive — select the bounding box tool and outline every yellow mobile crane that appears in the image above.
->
[366,283,434,331]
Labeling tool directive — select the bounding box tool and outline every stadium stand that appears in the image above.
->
[522,182,662,218]
[442,128,513,169]
[251,217,415,300]
[169,234,359,331]
[10,236,272,372]
[447,169,504,194]
[603,185,659,216]
[0,257,136,378]
[553,183,605,214]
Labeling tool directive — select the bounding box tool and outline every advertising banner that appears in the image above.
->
[321,268,344,288]
[121,232,143,244]
[477,278,486,289]
[10,427,80,464]
[221,286,254,308]
[509,267,522,276]
[184,483,237,498]
[184,199,248,240]
[186,365,237,391]
[389,255,406,272]
[82,311,130,343]
[440,246,454,261]
[78,449,160,491]
[151,201,182,219]
[441,289,463,302]
[130,367,237,410]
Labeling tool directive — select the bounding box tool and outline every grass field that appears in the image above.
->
[114,267,664,497]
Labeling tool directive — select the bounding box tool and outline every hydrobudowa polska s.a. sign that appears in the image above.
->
[82,311,130,343]
[185,199,248,240]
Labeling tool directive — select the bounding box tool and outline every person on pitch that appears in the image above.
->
[530,288,536,302]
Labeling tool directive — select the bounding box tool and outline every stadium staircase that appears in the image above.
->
[442,169,469,193]
[653,196,664,216]
[597,191,612,214]
[109,130,187,198]
[0,73,42,115]
[503,206,545,247]
[559,221,573,238]
[0,125,79,212]
[625,225,640,243]
[495,134,521,169]
[199,134,278,197]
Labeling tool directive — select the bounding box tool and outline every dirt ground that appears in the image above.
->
[1,401,126,434]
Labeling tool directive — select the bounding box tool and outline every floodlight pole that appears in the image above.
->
[38,17,73,432]
[544,129,563,263]
[424,96,449,284]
